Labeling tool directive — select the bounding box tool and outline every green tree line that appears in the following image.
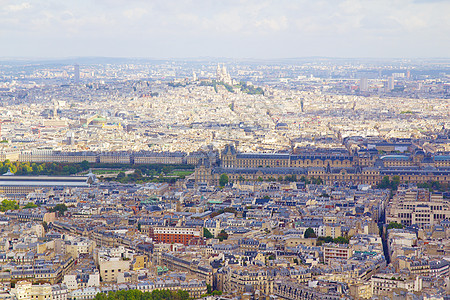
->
[0,160,194,184]
[0,160,90,176]
[377,175,400,191]
[94,289,189,300]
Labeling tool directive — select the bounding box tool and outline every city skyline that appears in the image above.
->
[1,0,450,59]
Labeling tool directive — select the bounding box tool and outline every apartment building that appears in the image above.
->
[323,243,354,264]
[147,227,202,246]
[386,189,450,227]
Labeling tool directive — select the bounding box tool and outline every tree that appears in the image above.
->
[217,230,228,241]
[316,236,334,246]
[23,202,38,209]
[219,173,229,187]
[49,204,68,216]
[285,175,297,182]
[203,228,213,239]
[42,221,49,232]
[377,176,400,191]
[80,160,90,170]
[311,177,323,185]
[333,236,350,244]
[0,200,19,212]
[94,289,189,300]
[304,227,317,238]
[387,222,404,230]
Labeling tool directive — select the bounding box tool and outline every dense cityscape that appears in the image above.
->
[0,57,448,300]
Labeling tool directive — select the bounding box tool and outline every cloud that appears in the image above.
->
[0,0,449,58]
[4,2,31,12]
[123,7,148,20]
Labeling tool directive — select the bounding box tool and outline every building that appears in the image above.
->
[98,258,130,283]
[5,210,56,223]
[195,145,450,187]
[359,78,368,92]
[0,174,95,195]
[224,266,273,295]
[147,227,202,246]
[371,274,422,297]
[157,253,213,286]
[388,76,395,91]
[386,188,450,228]
[74,64,80,83]
[323,243,353,264]
[133,151,184,164]
[98,152,130,164]
[11,281,68,300]
[216,64,232,85]
[65,238,96,259]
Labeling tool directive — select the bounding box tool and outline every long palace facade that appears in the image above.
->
[195,145,450,186]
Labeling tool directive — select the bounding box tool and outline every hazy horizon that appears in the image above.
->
[1,0,450,59]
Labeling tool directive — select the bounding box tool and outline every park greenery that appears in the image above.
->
[94,289,189,300]
[316,236,350,246]
[49,204,68,216]
[0,160,194,185]
[236,81,264,95]
[199,80,234,93]
[0,200,19,212]
[0,160,90,176]
[219,174,229,187]
[111,164,194,184]
[417,181,450,193]
[203,228,213,239]
[23,202,38,209]
[304,228,317,238]
[387,222,404,230]
[200,284,222,297]
[377,175,400,191]
[198,80,264,95]
[168,82,186,88]
[217,230,229,241]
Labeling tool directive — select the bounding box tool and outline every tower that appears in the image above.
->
[67,131,75,145]
[53,99,58,119]
[74,64,80,84]
[359,78,368,92]
[388,76,394,91]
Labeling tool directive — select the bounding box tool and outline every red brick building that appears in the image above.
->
[148,227,204,245]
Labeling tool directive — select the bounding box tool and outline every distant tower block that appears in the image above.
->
[192,71,197,81]
[388,76,395,91]
[300,99,304,112]
[67,131,75,145]
[359,78,368,92]
[53,99,58,118]
[74,64,80,83]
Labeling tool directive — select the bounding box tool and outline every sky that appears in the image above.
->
[0,0,449,59]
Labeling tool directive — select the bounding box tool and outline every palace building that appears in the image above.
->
[194,145,450,187]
